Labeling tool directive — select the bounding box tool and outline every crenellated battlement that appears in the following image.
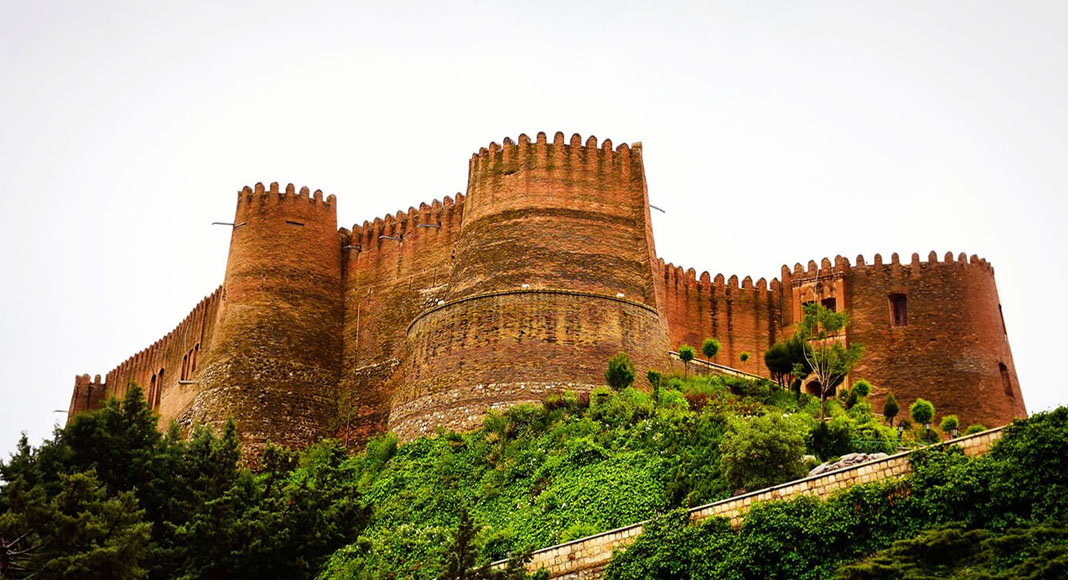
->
[657,259,779,294]
[468,132,641,172]
[348,193,465,246]
[236,182,336,206]
[781,250,995,286]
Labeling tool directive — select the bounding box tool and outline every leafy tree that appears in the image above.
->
[939,415,959,437]
[909,399,935,427]
[964,424,987,435]
[739,352,750,363]
[677,345,696,378]
[605,353,636,392]
[763,342,793,386]
[701,338,721,361]
[794,303,864,419]
[720,413,807,491]
[883,392,900,427]
[765,337,813,389]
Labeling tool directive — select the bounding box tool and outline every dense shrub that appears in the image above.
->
[720,413,807,491]
[605,408,1068,580]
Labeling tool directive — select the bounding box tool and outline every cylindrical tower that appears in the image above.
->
[781,251,1026,430]
[388,132,671,440]
[846,252,1025,430]
[191,182,344,455]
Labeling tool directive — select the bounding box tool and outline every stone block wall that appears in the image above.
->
[508,427,1004,579]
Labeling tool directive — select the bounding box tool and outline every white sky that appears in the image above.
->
[2,1,1066,458]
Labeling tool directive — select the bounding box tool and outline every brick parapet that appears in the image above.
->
[503,427,1005,579]
[657,259,781,376]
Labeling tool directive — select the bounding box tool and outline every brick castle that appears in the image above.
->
[68,132,1027,452]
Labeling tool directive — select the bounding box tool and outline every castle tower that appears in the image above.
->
[190,182,344,455]
[388,133,671,440]
[780,252,1025,429]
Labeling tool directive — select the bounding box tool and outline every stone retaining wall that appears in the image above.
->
[506,427,1004,579]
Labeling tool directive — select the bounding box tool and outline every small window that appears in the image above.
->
[889,294,908,327]
[999,363,1014,397]
[154,368,164,408]
[821,297,837,312]
[181,354,189,380]
[999,305,1007,335]
[192,344,199,372]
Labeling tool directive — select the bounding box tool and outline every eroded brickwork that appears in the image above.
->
[69,132,1025,451]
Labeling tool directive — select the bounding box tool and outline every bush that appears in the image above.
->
[720,413,807,491]
[852,379,872,397]
[605,352,636,392]
[883,392,900,426]
[939,415,959,435]
[964,424,987,436]
[739,352,750,362]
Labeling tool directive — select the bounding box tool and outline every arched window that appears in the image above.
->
[889,294,908,327]
[999,363,1014,397]
[181,354,189,380]
[191,343,199,373]
[821,297,837,313]
[150,374,157,404]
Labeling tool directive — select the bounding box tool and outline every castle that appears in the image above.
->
[68,132,1027,453]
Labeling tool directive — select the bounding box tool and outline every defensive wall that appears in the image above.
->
[501,427,1005,579]
[69,132,1025,453]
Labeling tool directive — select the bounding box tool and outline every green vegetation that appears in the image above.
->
[605,352,636,392]
[910,398,935,426]
[883,392,899,427]
[678,344,696,377]
[1,363,912,579]
[604,408,1068,580]
[794,302,865,418]
[940,415,960,437]
[701,338,720,360]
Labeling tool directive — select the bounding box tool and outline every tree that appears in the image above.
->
[438,505,547,580]
[910,399,935,426]
[701,338,721,361]
[883,392,900,427]
[940,415,960,438]
[646,370,663,405]
[765,337,813,389]
[0,471,151,579]
[677,345,696,378]
[794,303,864,419]
[719,414,807,491]
[605,352,636,392]
[910,399,936,443]
[739,352,750,363]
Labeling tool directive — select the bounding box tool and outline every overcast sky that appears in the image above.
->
[2,1,1066,459]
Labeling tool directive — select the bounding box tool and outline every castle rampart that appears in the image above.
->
[69,133,1026,451]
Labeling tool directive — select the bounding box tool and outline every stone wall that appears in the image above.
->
[507,427,1004,579]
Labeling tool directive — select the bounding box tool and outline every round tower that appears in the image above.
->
[781,252,1026,430]
[388,132,671,440]
[191,182,344,455]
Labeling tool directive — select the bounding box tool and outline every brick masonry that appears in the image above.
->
[501,428,1004,579]
[69,132,1025,452]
